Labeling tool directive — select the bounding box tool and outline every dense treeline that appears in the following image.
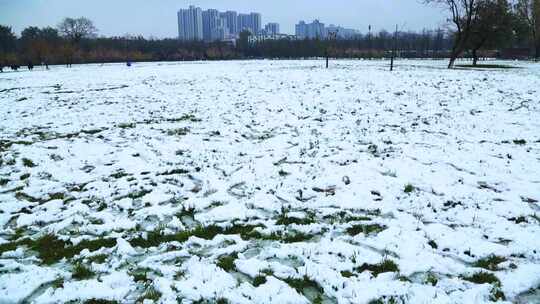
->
[0,0,539,70]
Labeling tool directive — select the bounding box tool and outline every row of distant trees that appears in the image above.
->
[0,1,539,69]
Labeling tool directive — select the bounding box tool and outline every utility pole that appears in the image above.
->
[368,25,372,59]
[390,24,398,71]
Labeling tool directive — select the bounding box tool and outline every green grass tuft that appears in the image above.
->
[462,271,501,286]
[473,255,507,271]
[404,184,415,193]
[283,275,323,294]
[425,272,438,286]
[167,127,190,136]
[216,253,238,272]
[72,263,95,280]
[83,300,119,304]
[355,259,399,277]
[138,285,162,303]
[253,275,267,287]
[341,270,354,278]
[346,223,386,236]
[22,158,37,167]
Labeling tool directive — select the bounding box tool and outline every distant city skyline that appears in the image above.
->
[0,0,447,38]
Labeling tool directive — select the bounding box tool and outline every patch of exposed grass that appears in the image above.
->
[404,184,415,193]
[216,253,238,272]
[72,263,95,280]
[130,269,151,283]
[368,295,405,304]
[425,272,438,286]
[138,285,162,303]
[278,169,291,176]
[355,259,399,277]
[167,127,190,136]
[127,189,152,200]
[22,158,36,167]
[490,287,506,301]
[129,223,263,248]
[509,216,528,224]
[513,139,527,145]
[428,240,438,249]
[118,123,136,129]
[48,192,65,201]
[346,224,386,236]
[83,300,119,304]
[473,255,507,271]
[249,230,314,243]
[3,234,117,265]
[87,254,108,264]
[253,275,267,287]
[157,168,190,176]
[341,270,354,278]
[166,114,201,123]
[110,170,129,179]
[20,173,30,180]
[462,271,501,286]
[0,178,9,186]
[276,212,315,226]
[283,275,323,294]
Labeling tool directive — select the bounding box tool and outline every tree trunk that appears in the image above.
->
[472,49,479,66]
[448,55,457,69]
[325,49,329,69]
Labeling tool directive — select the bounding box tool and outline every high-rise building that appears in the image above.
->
[295,20,326,39]
[265,23,280,35]
[202,9,220,41]
[249,13,262,34]
[179,6,261,40]
[222,11,238,35]
[237,14,251,33]
[296,21,307,38]
[177,6,203,41]
[237,13,261,34]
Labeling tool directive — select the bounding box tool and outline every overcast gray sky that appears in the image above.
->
[0,0,447,38]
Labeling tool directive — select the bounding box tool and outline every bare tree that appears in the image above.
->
[58,17,98,44]
[516,0,540,60]
[425,0,480,68]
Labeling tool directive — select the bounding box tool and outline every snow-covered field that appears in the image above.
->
[0,59,539,304]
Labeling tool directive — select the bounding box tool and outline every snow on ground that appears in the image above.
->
[0,59,539,304]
